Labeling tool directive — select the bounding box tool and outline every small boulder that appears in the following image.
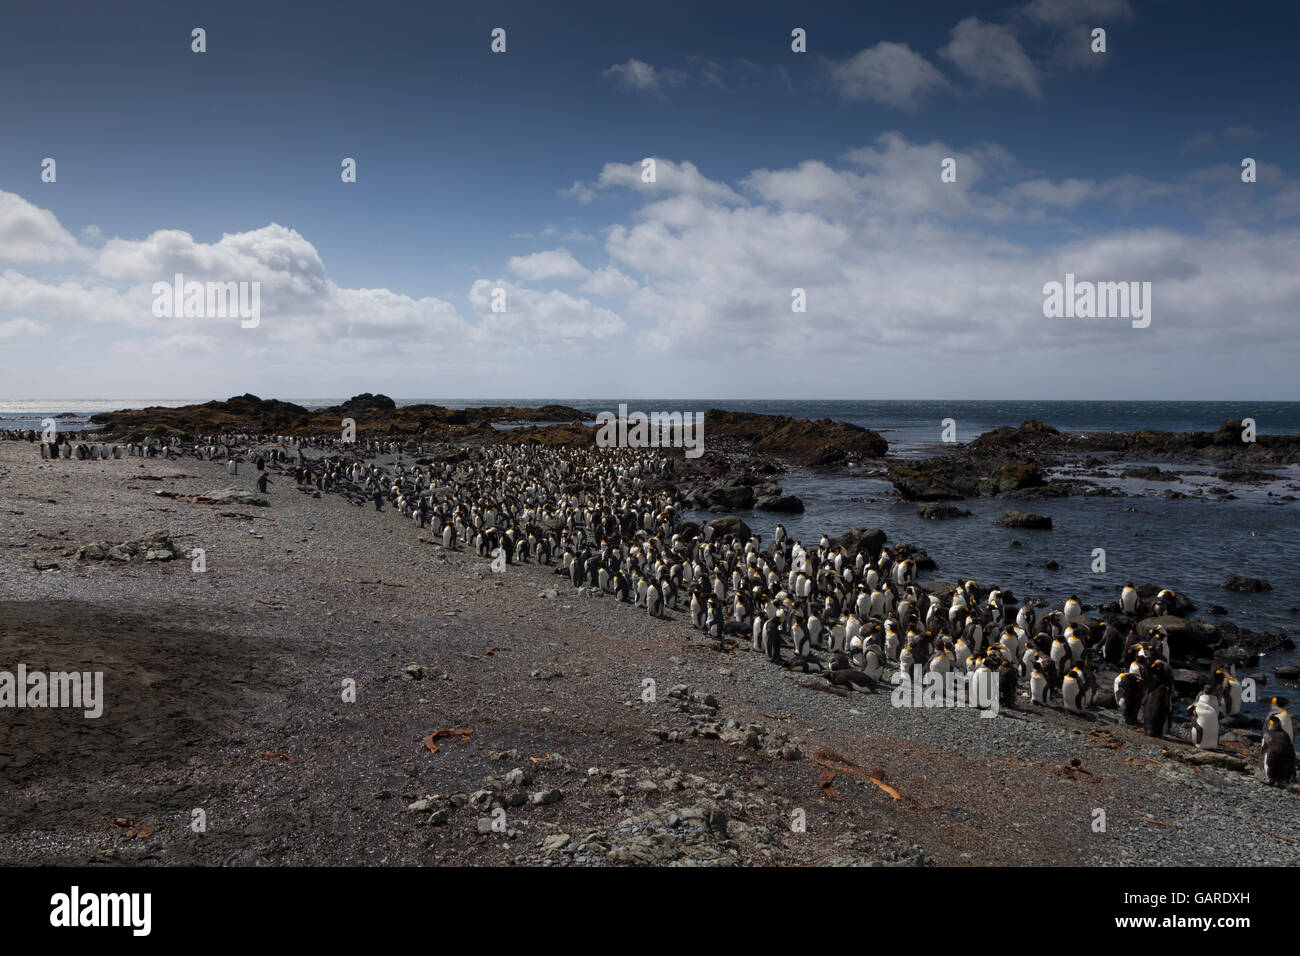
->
[755,494,805,513]
[708,515,752,541]
[995,510,1052,530]
[917,503,972,520]
[1222,575,1271,593]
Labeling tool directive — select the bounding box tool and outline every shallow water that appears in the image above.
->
[685,464,1300,681]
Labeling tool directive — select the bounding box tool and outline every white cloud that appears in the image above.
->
[468,279,626,342]
[828,42,948,108]
[0,192,86,263]
[579,266,638,297]
[508,249,588,281]
[0,191,626,358]
[4,130,1299,400]
[570,135,1300,381]
[602,59,686,93]
[0,316,47,338]
[1002,177,1096,208]
[566,158,743,205]
[941,18,1042,99]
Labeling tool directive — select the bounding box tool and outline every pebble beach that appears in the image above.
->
[1,439,1297,867]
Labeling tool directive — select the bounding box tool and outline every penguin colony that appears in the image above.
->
[16,428,1298,788]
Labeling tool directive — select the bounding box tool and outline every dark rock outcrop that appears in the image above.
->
[704,410,887,467]
[1222,575,1272,593]
[708,515,752,541]
[917,503,972,520]
[755,494,805,513]
[830,528,888,558]
[994,510,1052,530]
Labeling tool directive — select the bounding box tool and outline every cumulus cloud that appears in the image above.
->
[468,279,626,342]
[4,127,1299,399]
[508,249,589,281]
[0,192,86,263]
[563,135,1300,379]
[0,191,627,360]
[828,42,948,108]
[579,266,638,297]
[566,158,743,205]
[941,18,1042,99]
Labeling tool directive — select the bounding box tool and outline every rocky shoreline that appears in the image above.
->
[1,416,1297,866]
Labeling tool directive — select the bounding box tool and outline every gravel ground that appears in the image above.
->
[0,441,1296,866]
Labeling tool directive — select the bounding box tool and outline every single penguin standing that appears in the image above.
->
[1061,670,1083,712]
[1261,715,1296,787]
[1142,683,1171,739]
[1115,671,1142,725]
[1029,659,1049,705]
[1188,699,1219,751]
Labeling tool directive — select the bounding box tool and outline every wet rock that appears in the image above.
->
[708,515,751,541]
[698,484,755,511]
[830,528,887,558]
[1122,466,1170,480]
[891,541,936,570]
[917,503,972,520]
[979,462,1046,495]
[756,494,805,513]
[995,510,1052,530]
[1222,575,1272,593]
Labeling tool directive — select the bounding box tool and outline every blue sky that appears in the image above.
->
[0,0,1297,399]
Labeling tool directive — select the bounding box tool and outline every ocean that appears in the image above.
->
[4,398,1297,679]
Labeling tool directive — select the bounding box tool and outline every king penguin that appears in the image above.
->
[1189,698,1219,751]
[1261,715,1297,787]
[1142,683,1171,739]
